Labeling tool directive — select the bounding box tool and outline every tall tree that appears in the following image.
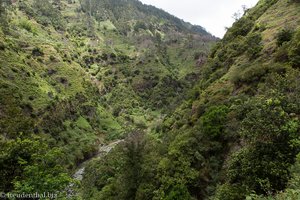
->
[121,131,146,199]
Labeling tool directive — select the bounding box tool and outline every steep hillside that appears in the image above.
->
[81,0,300,199]
[0,0,216,196]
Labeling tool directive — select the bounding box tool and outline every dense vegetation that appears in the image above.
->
[0,0,215,197]
[1,0,300,199]
[82,0,300,199]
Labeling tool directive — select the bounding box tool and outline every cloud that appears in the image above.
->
[139,0,259,38]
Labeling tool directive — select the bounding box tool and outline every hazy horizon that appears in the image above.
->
[139,0,259,38]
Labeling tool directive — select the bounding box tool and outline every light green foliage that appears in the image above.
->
[13,147,73,195]
[18,19,37,34]
[76,116,92,130]
[0,136,73,194]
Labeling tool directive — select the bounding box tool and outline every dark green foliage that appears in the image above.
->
[246,153,300,199]
[121,132,146,199]
[218,93,300,198]
[288,29,300,67]
[0,136,73,193]
[32,47,44,57]
[30,0,65,29]
[13,144,73,195]
[214,183,246,200]
[0,0,11,32]
[82,132,161,200]
[276,28,294,46]
[0,89,34,139]
[224,17,254,42]
[232,64,268,86]
[79,0,210,35]
[165,184,192,200]
[228,144,292,194]
[134,21,147,32]
[200,105,229,139]
[245,32,263,59]
[250,0,279,20]
[288,154,300,190]
[275,43,290,62]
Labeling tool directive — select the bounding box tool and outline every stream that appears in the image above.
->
[73,139,124,181]
[67,139,124,196]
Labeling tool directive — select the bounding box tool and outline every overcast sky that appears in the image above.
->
[139,0,259,38]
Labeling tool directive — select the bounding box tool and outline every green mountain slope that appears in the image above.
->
[2,0,299,199]
[81,0,300,199]
[0,0,216,196]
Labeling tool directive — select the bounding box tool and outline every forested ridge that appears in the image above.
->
[0,0,300,199]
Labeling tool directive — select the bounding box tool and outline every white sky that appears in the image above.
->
[139,0,259,38]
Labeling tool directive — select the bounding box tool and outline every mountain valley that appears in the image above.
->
[0,0,300,199]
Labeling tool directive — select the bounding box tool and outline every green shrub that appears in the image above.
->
[200,105,229,139]
[232,64,266,86]
[224,17,254,41]
[288,29,300,67]
[214,183,246,200]
[246,32,263,59]
[32,47,44,56]
[224,98,300,197]
[19,19,35,33]
[276,28,294,47]
[275,43,289,62]
[134,21,147,32]
[0,136,73,193]
[165,184,192,200]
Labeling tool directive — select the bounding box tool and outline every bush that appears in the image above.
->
[275,43,289,62]
[224,17,254,41]
[19,19,35,33]
[288,29,300,67]
[0,137,73,193]
[200,105,229,139]
[246,32,263,59]
[133,21,147,32]
[232,64,267,86]
[214,183,246,200]
[32,47,44,56]
[224,98,300,197]
[276,28,294,47]
[165,184,192,200]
